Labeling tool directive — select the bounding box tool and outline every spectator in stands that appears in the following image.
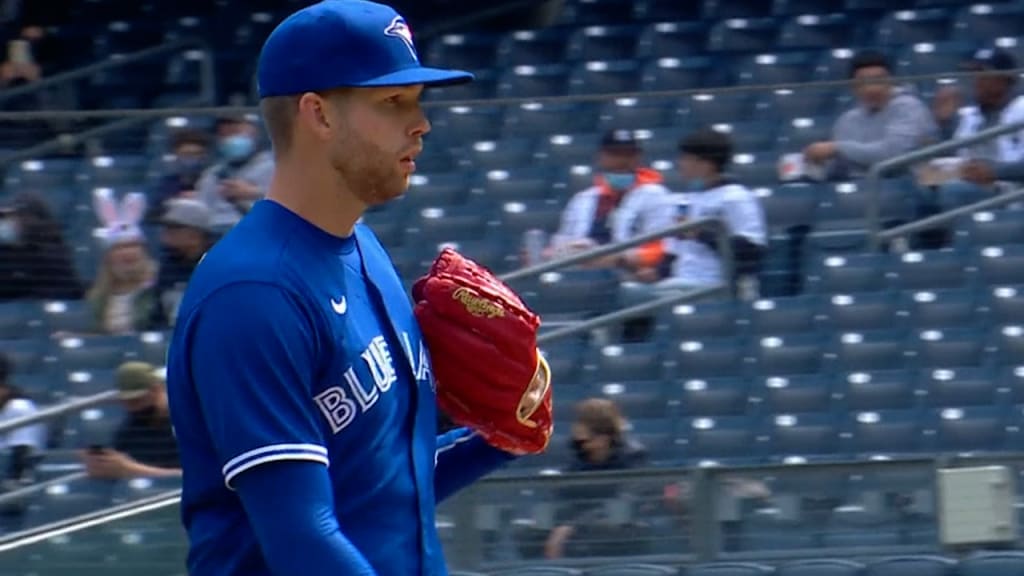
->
[544,398,647,560]
[932,84,964,142]
[640,129,767,300]
[546,129,674,282]
[194,115,274,233]
[149,198,214,329]
[803,50,938,180]
[0,192,83,301]
[81,362,180,479]
[146,128,213,224]
[87,190,159,334]
[0,352,44,491]
[937,48,1024,212]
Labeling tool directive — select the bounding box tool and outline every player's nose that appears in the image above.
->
[409,109,431,138]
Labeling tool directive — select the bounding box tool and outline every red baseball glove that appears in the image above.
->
[412,248,552,455]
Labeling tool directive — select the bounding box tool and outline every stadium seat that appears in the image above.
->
[911,327,986,369]
[777,559,864,576]
[635,22,707,60]
[687,562,775,576]
[758,184,820,231]
[974,244,1024,286]
[674,376,751,417]
[891,250,969,292]
[559,0,635,26]
[985,285,1024,325]
[862,556,956,576]
[598,98,680,132]
[661,300,740,341]
[958,551,1024,576]
[679,415,760,463]
[496,29,569,67]
[839,370,915,411]
[756,374,831,415]
[876,9,952,46]
[55,334,137,372]
[829,329,909,373]
[538,132,606,168]
[583,341,664,384]
[919,367,998,408]
[503,102,602,139]
[586,564,680,576]
[404,203,493,249]
[567,25,642,62]
[928,406,1010,453]
[64,404,125,448]
[633,0,703,21]
[819,291,901,334]
[752,333,824,376]
[901,287,980,330]
[844,409,925,457]
[430,105,505,144]
[989,324,1024,366]
[664,336,748,379]
[425,33,499,71]
[743,295,820,336]
[777,14,853,49]
[497,64,570,99]
[525,269,621,320]
[707,19,779,53]
[495,199,564,243]
[40,300,98,335]
[952,3,1024,44]
[764,412,840,460]
[569,60,642,96]
[895,41,973,78]
[806,253,888,295]
[1,337,49,375]
[592,380,671,420]
[733,52,816,86]
[956,209,1024,248]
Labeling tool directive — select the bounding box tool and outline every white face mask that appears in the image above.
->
[0,218,20,244]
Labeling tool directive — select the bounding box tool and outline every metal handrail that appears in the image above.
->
[0,37,216,170]
[865,119,1024,250]
[0,390,119,436]
[876,185,1024,244]
[0,472,86,508]
[0,37,210,105]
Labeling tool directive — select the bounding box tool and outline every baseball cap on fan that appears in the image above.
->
[256,0,473,98]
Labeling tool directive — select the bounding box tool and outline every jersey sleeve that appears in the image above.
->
[188,282,328,489]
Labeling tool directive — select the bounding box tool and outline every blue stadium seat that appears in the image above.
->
[974,244,1024,286]
[664,337,748,379]
[459,137,535,172]
[758,184,820,231]
[687,562,775,576]
[806,253,889,295]
[862,556,956,576]
[765,412,840,460]
[3,158,81,190]
[756,374,831,415]
[777,559,864,576]
[744,295,820,336]
[425,33,499,71]
[559,0,635,26]
[989,325,1024,366]
[39,300,97,335]
[844,409,925,456]
[586,564,680,576]
[538,132,605,168]
[901,287,980,331]
[64,367,118,397]
[567,25,641,62]
[959,551,1024,576]
[752,333,824,376]
[583,341,664,384]
[928,406,1009,453]
[679,415,760,463]
[919,367,998,408]
[911,327,985,369]
[569,60,642,95]
[640,56,721,92]
[633,0,703,21]
[703,0,773,19]
[758,90,838,123]
[496,29,569,67]
[64,404,125,448]
[985,285,1024,325]
[635,22,707,60]
[891,250,968,292]
[539,336,588,388]
[733,52,816,86]
[895,41,972,78]
[660,300,740,341]
[777,14,853,49]
[829,329,909,373]
[495,199,564,244]
[955,209,1024,248]
[0,337,49,375]
[773,0,846,15]
[503,102,602,139]
[707,18,780,53]
[525,269,621,320]
[776,116,833,152]
[952,4,1024,44]
[820,291,901,333]
[404,203,492,249]
[592,380,670,420]
[598,98,681,132]
[674,376,751,417]
[430,105,505,144]
[876,9,952,46]
[54,334,138,372]
[680,92,757,125]
[839,370,915,411]
[822,507,906,548]
[497,64,570,99]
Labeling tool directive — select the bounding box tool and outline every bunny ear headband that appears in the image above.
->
[92,188,147,249]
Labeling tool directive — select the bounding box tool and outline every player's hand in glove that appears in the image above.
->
[412,248,552,455]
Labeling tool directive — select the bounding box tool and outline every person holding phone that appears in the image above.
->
[81,362,181,479]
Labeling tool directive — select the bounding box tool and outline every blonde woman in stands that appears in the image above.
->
[86,189,159,335]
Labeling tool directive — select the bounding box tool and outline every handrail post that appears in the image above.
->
[865,119,1024,251]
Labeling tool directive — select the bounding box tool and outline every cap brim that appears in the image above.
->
[355,66,474,88]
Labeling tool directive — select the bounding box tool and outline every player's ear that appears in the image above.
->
[297,92,334,141]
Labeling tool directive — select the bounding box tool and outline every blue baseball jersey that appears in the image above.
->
[166,200,508,576]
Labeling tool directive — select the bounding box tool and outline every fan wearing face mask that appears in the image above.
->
[193,115,275,234]
[547,130,674,282]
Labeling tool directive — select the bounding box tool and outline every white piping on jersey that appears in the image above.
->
[434,432,477,467]
[222,443,329,489]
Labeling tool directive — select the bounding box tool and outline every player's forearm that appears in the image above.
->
[235,462,377,576]
[434,428,515,503]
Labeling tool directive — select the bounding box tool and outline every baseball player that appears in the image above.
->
[165,2,552,576]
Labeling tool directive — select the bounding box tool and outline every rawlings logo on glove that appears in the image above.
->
[412,248,553,455]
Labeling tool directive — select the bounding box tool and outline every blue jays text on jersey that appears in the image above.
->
[165,199,511,576]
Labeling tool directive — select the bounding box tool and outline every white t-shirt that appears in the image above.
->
[0,397,46,452]
[552,181,675,252]
[953,95,1024,164]
[666,183,767,286]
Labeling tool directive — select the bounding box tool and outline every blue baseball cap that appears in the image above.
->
[257,0,473,98]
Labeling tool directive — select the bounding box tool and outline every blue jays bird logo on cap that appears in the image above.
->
[385,16,418,62]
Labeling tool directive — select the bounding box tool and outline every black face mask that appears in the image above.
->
[131,404,158,424]
[570,438,588,461]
